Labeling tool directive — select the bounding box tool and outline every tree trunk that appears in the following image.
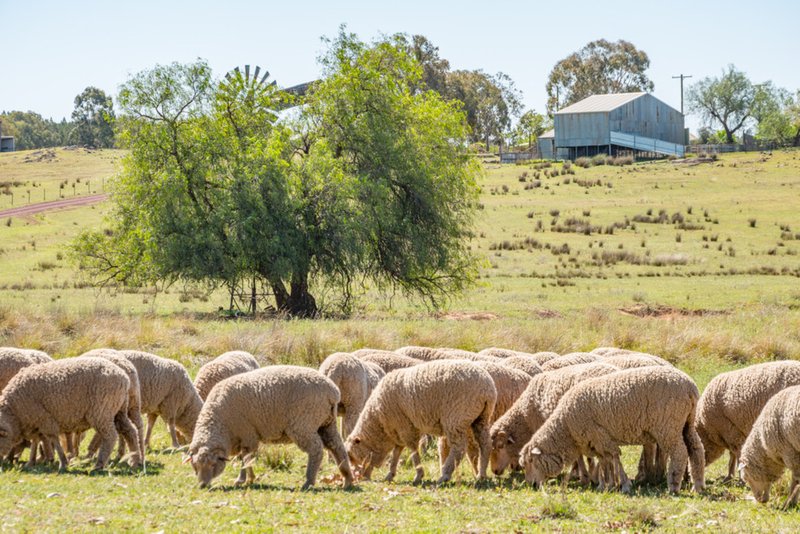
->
[793,129,800,147]
[269,273,316,318]
[725,127,734,144]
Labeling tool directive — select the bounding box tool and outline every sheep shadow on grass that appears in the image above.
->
[5,458,164,477]
[210,482,363,493]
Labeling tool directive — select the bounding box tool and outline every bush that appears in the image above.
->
[591,154,607,166]
[575,157,592,168]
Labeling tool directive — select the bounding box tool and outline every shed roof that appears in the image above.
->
[555,92,646,114]
[538,129,555,139]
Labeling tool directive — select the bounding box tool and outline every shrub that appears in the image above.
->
[549,209,560,217]
[574,157,592,168]
[591,154,607,166]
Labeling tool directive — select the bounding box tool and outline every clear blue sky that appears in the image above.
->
[1,0,797,133]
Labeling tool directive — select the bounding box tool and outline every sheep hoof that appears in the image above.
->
[412,476,424,486]
[342,476,354,489]
[383,473,395,483]
[301,482,314,491]
[621,481,632,494]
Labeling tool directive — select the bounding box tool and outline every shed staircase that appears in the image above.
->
[610,131,685,157]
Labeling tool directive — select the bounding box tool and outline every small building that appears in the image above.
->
[551,92,685,160]
[537,129,555,160]
[0,119,15,152]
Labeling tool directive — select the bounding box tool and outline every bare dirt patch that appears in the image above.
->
[23,149,58,164]
[438,311,499,321]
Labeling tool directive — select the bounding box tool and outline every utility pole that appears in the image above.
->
[672,74,693,115]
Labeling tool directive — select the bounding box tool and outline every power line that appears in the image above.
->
[672,74,693,115]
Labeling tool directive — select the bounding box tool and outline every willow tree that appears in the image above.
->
[73,32,480,317]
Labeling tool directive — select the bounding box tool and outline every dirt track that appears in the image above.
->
[0,193,108,219]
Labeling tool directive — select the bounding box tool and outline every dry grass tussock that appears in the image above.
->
[1,304,798,371]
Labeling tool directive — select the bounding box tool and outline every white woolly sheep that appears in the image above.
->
[0,358,140,471]
[520,366,705,494]
[490,362,619,476]
[78,350,145,467]
[353,350,422,373]
[540,352,600,371]
[319,352,386,439]
[602,353,671,370]
[500,355,544,377]
[346,359,496,485]
[193,351,260,401]
[0,348,53,392]
[118,350,203,448]
[395,346,450,361]
[740,385,800,507]
[188,365,353,490]
[696,360,800,481]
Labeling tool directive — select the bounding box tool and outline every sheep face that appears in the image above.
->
[190,446,228,488]
[520,445,564,487]
[490,430,519,475]
[345,435,388,478]
[0,413,21,459]
[740,464,773,504]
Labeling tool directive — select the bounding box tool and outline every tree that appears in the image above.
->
[0,111,64,149]
[753,86,800,146]
[73,33,480,317]
[395,34,450,95]
[516,110,548,148]
[687,65,755,144]
[71,86,115,147]
[446,69,522,150]
[545,39,654,116]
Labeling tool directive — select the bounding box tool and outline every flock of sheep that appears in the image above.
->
[1,345,800,507]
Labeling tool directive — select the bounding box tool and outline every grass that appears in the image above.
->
[2,147,800,529]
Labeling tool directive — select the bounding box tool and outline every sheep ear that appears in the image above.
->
[531,447,542,456]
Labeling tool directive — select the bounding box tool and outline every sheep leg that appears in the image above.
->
[114,410,141,468]
[291,431,324,490]
[130,410,145,462]
[410,449,424,485]
[26,438,39,468]
[471,415,492,481]
[438,437,449,472]
[145,413,157,449]
[665,441,689,494]
[93,423,118,470]
[615,454,632,493]
[575,457,591,486]
[439,431,466,485]
[234,452,255,486]
[726,451,738,482]
[51,436,69,472]
[318,418,353,488]
[385,446,403,482]
[168,420,180,448]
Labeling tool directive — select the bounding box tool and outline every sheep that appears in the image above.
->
[353,350,422,373]
[519,366,705,494]
[437,348,500,362]
[193,351,260,401]
[0,358,140,471]
[490,362,619,476]
[739,385,800,507]
[500,355,544,377]
[479,349,558,365]
[696,360,800,481]
[77,349,145,467]
[602,353,671,370]
[478,347,521,359]
[590,347,632,356]
[346,359,496,485]
[395,346,450,361]
[0,348,53,392]
[187,365,353,490]
[540,352,600,371]
[117,350,203,449]
[319,352,386,439]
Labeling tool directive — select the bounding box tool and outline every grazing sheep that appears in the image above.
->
[479,349,558,365]
[519,366,705,494]
[528,352,561,365]
[590,347,632,356]
[118,350,202,448]
[740,385,800,507]
[78,350,144,467]
[354,351,422,373]
[319,352,386,439]
[188,365,353,490]
[696,361,800,481]
[540,352,600,371]
[346,359,496,485]
[478,347,521,359]
[437,348,499,362]
[0,358,140,471]
[500,355,544,377]
[193,351,260,401]
[602,353,670,370]
[490,362,619,476]
[395,346,449,361]
[0,348,53,392]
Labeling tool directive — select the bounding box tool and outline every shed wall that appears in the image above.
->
[554,112,609,147]
[608,94,684,145]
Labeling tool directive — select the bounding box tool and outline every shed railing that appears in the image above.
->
[610,131,685,157]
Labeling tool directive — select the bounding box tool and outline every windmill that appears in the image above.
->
[222,65,316,110]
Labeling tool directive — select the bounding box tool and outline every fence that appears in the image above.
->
[499,147,539,163]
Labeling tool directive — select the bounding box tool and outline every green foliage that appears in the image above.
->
[71,86,115,148]
[73,33,480,317]
[688,65,755,144]
[0,111,68,149]
[515,110,549,148]
[545,39,654,116]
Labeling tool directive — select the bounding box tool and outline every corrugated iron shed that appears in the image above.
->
[556,92,646,114]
